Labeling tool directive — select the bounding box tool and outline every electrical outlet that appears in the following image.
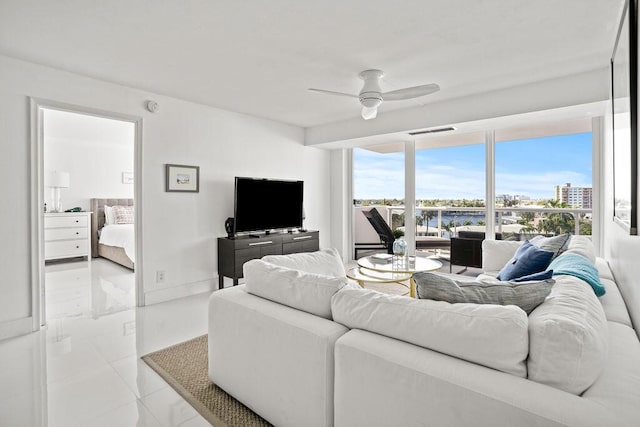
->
[156,270,166,283]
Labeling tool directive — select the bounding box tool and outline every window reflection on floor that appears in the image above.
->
[45,258,135,321]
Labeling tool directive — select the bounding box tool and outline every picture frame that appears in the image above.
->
[122,171,134,184]
[611,0,638,235]
[165,164,200,193]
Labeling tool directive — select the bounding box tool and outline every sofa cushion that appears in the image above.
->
[244,259,351,319]
[414,272,553,314]
[599,278,633,327]
[581,321,640,425]
[331,287,529,377]
[595,257,615,281]
[529,233,571,260]
[497,241,554,281]
[527,275,608,395]
[262,247,346,277]
[482,240,522,276]
[565,235,596,264]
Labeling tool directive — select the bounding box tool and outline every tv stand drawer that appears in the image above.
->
[218,231,318,289]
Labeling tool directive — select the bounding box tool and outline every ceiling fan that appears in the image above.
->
[308,69,440,120]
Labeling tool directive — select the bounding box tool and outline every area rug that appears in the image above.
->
[142,335,271,427]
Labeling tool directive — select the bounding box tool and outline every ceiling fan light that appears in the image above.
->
[361,107,377,120]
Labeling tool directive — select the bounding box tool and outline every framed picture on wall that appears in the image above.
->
[165,164,200,193]
[611,0,638,235]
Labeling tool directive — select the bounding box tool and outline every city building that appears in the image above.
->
[555,182,593,209]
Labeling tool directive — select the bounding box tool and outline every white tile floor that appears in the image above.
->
[0,259,213,426]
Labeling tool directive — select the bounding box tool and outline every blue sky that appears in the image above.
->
[354,132,592,200]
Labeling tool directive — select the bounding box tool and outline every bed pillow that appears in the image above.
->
[104,205,115,225]
[112,205,134,224]
[497,241,554,281]
[530,233,571,260]
[414,272,554,314]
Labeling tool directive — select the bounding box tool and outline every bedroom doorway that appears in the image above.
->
[31,99,143,328]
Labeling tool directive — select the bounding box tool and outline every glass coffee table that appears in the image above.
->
[346,266,414,296]
[355,254,443,297]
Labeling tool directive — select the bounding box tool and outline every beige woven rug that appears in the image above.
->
[142,335,271,427]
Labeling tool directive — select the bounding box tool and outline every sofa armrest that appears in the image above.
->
[209,286,348,427]
[482,239,522,273]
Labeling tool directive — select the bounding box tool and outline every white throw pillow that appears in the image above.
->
[243,259,352,319]
[104,205,115,225]
[331,287,529,377]
[482,240,522,276]
[262,247,346,277]
[527,275,608,395]
[564,235,596,264]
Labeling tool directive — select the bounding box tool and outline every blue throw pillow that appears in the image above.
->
[497,241,554,281]
[511,269,553,282]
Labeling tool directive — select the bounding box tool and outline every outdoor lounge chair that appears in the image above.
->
[355,208,451,259]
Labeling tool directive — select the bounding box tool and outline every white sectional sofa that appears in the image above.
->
[208,240,640,427]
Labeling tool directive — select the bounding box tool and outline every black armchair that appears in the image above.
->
[449,231,503,273]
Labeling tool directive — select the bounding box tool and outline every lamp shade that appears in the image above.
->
[47,171,70,188]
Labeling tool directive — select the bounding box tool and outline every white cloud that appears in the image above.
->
[354,150,591,200]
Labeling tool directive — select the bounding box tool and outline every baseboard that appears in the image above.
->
[144,279,215,305]
[0,316,34,341]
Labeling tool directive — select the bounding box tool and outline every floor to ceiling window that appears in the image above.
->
[414,132,486,258]
[495,129,593,238]
[351,119,595,261]
[353,144,405,256]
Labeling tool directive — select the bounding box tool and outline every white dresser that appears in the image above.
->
[44,212,92,261]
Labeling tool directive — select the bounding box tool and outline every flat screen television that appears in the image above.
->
[233,177,304,234]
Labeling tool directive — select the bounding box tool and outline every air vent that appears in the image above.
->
[408,126,456,136]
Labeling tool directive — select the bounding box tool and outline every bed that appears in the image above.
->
[90,198,135,270]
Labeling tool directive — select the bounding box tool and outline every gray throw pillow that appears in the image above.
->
[414,272,554,315]
[530,233,571,260]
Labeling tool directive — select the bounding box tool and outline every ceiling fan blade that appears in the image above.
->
[382,83,440,101]
[308,88,359,98]
[361,106,378,120]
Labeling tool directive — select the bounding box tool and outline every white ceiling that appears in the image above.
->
[0,0,624,128]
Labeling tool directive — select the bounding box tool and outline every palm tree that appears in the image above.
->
[418,207,435,235]
[538,199,573,235]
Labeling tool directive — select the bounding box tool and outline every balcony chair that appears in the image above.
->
[355,208,451,259]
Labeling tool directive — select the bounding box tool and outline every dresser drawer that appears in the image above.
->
[45,240,89,259]
[44,215,88,228]
[45,227,88,241]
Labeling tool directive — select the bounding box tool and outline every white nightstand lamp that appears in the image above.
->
[47,171,70,213]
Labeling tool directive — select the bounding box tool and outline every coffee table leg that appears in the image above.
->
[357,280,365,288]
[410,276,416,298]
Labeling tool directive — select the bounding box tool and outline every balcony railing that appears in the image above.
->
[356,205,592,238]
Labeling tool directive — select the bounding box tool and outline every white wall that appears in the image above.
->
[44,111,135,211]
[602,98,640,336]
[0,55,331,335]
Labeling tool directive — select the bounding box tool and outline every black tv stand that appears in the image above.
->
[217,230,319,289]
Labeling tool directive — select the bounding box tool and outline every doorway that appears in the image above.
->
[30,99,143,329]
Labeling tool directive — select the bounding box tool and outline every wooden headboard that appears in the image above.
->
[90,198,134,258]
